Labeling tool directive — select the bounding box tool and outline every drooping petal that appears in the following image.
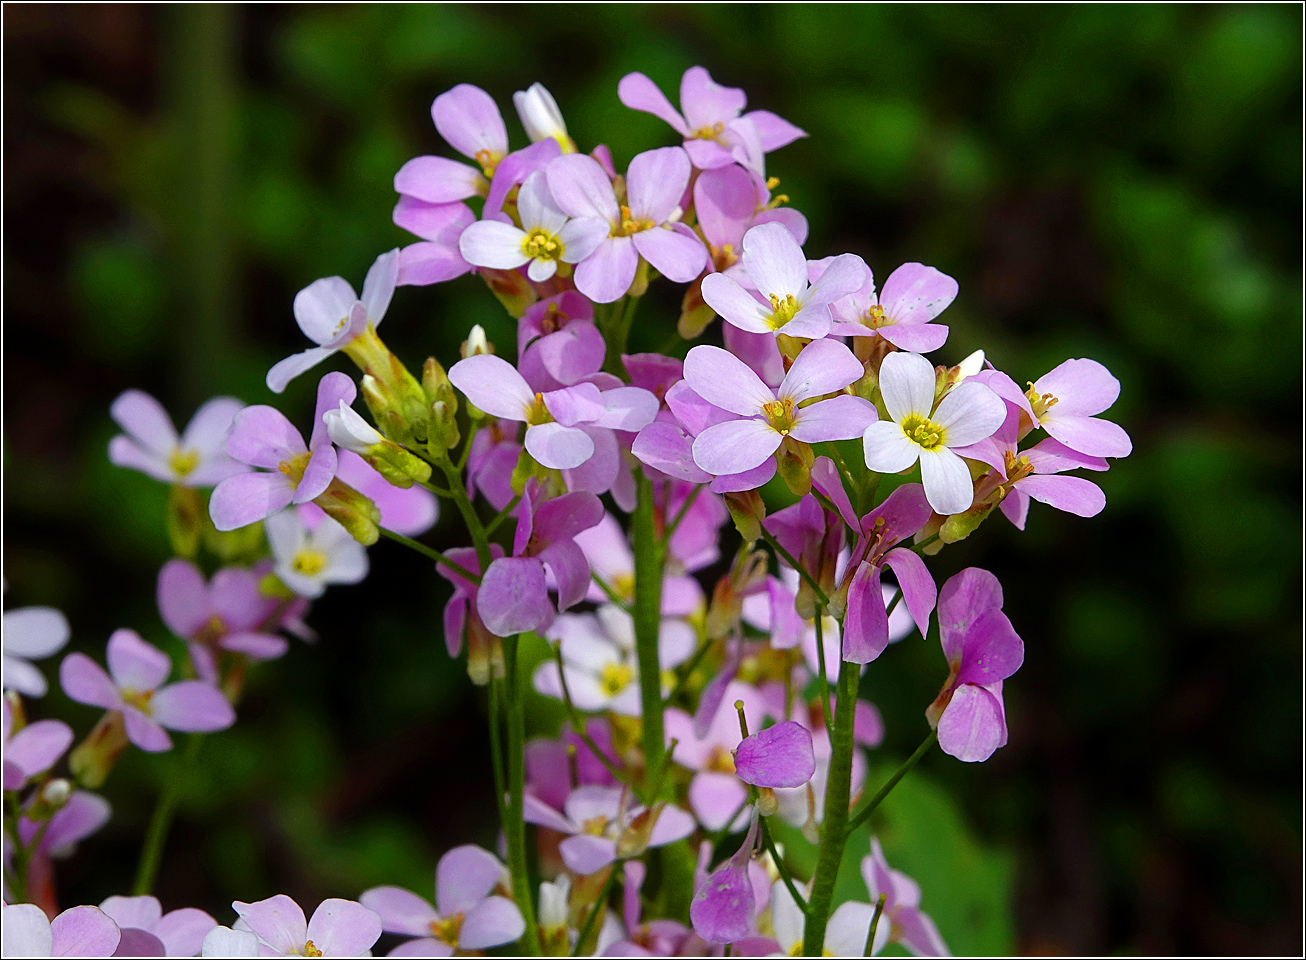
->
[789,396,877,444]
[937,567,1004,661]
[477,558,551,637]
[432,84,508,160]
[741,222,807,299]
[743,109,806,151]
[683,345,774,417]
[862,420,920,475]
[573,236,638,304]
[881,548,936,639]
[936,683,1007,762]
[843,562,889,664]
[954,608,1024,687]
[1039,413,1133,458]
[617,72,688,135]
[304,899,382,958]
[448,354,535,421]
[692,419,782,476]
[151,681,235,732]
[878,351,936,423]
[700,272,773,333]
[690,857,755,945]
[879,321,950,353]
[734,721,815,788]
[919,448,975,515]
[632,224,707,283]
[106,629,170,693]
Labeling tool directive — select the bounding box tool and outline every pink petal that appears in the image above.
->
[734,721,815,788]
[690,858,755,945]
[542,383,604,427]
[180,396,244,459]
[680,66,746,130]
[545,153,620,223]
[232,895,307,955]
[393,197,475,244]
[933,381,1005,448]
[226,406,307,468]
[803,253,866,307]
[574,236,637,304]
[881,548,936,638]
[843,563,889,664]
[700,272,772,333]
[1033,357,1120,417]
[593,387,660,432]
[741,222,807,299]
[525,423,595,470]
[879,262,959,324]
[617,72,688,135]
[112,928,165,956]
[937,683,1007,762]
[778,338,864,402]
[7,719,74,782]
[395,155,484,203]
[693,165,756,250]
[50,905,122,958]
[151,680,235,732]
[688,772,750,832]
[389,938,453,957]
[627,146,692,223]
[742,109,806,151]
[938,567,1004,662]
[432,84,508,160]
[124,705,173,752]
[682,345,773,417]
[1040,413,1133,458]
[397,240,473,287]
[631,422,713,483]
[632,223,707,283]
[955,608,1024,687]
[291,443,337,505]
[292,276,358,345]
[59,653,121,710]
[1018,473,1105,518]
[556,217,610,265]
[789,396,876,444]
[879,321,950,353]
[458,897,524,950]
[810,456,858,531]
[209,472,294,531]
[157,560,211,639]
[107,436,173,482]
[477,558,551,637]
[305,899,382,957]
[560,834,618,876]
[153,908,217,957]
[358,887,436,938]
[436,845,505,916]
[110,390,178,458]
[266,347,334,395]
[692,419,781,476]
[448,354,534,421]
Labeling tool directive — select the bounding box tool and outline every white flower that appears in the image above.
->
[266,510,369,599]
[862,351,1005,515]
[513,82,569,146]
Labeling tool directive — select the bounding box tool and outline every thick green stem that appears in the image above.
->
[631,476,667,791]
[133,733,204,895]
[503,635,541,954]
[802,663,859,955]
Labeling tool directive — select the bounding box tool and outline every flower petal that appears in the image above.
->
[525,423,595,470]
[692,419,781,476]
[862,420,920,474]
[879,262,959,324]
[151,681,235,732]
[918,448,975,515]
[459,897,524,950]
[4,607,71,659]
[448,355,534,421]
[682,345,774,416]
[437,845,506,916]
[680,66,746,130]
[741,222,807,298]
[233,896,307,956]
[433,84,508,160]
[877,351,936,423]
[1017,474,1105,518]
[574,237,637,304]
[735,721,815,788]
[937,683,1007,762]
[626,146,691,223]
[110,390,178,458]
[779,338,865,402]
[700,272,772,333]
[107,629,170,692]
[545,153,619,223]
[459,220,530,270]
[632,224,707,283]
[360,249,400,324]
[266,347,334,395]
[357,887,436,938]
[617,72,688,135]
[293,276,358,345]
[933,381,1005,448]
[305,899,382,958]
[477,558,550,637]
[226,406,307,468]
[1034,357,1120,417]
[50,905,122,958]
[59,653,121,710]
[209,472,295,531]
[789,396,877,444]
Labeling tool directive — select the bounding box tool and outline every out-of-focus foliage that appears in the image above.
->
[4,4,1299,954]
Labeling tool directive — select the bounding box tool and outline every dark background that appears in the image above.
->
[4,4,1301,954]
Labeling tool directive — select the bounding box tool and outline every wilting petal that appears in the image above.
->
[734,721,815,788]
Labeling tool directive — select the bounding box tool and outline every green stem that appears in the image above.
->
[487,678,508,824]
[759,528,829,608]
[802,662,859,955]
[847,731,936,833]
[503,635,541,954]
[571,863,619,956]
[813,610,835,740]
[438,459,493,572]
[760,815,808,915]
[553,642,636,797]
[911,533,940,555]
[590,572,632,611]
[133,733,204,895]
[379,527,479,581]
[665,484,703,542]
[863,894,887,956]
[486,494,523,536]
[631,475,667,791]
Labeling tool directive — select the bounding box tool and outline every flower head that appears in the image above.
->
[266,509,369,599]
[99,895,217,958]
[825,260,956,353]
[108,391,247,486]
[231,895,381,958]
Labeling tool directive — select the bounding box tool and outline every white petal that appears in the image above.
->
[933,381,1006,448]
[458,220,530,270]
[919,448,975,515]
[878,351,936,423]
[862,420,920,474]
[741,221,808,298]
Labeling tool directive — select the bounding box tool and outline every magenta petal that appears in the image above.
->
[539,541,593,613]
[60,654,122,710]
[879,322,950,353]
[112,928,165,956]
[938,567,1004,660]
[123,706,172,752]
[954,608,1024,687]
[632,422,713,483]
[810,456,858,531]
[937,683,1007,762]
[536,323,606,385]
[151,680,235,732]
[34,789,111,854]
[735,721,815,788]
[1000,486,1031,530]
[532,491,605,544]
[157,560,210,639]
[691,858,755,945]
[305,899,382,958]
[1041,413,1133,459]
[477,558,550,637]
[561,426,619,495]
[459,897,525,950]
[107,629,170,692]
[881,548,936,639]
[843,562,889,664]
[433,84,508,159]
[50,905,122,958]
[209,471,294,531]
[358,887,437,938]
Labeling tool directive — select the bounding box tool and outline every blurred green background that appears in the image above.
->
[4,4,1300,954]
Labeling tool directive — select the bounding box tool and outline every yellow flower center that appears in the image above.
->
[1025,382,1058,419]
[762,397,796,435]
[278,451,312,487]
[692,121,727,144]
[301,941,323,958]
[705,745,736,774]
[292,550,328,577]
[600,662,634,696]
[169,447,200,477]
[712,242,739,272]
[865,303,894,329]
[525,392,553,426]
[611,572,636,602]
[1003,451,1035,483]
[429,914,465,946]
[474,148,502,179]
[122,688,154,714]
[901,413,947,450]
[618,204,655,236]
[766,293,801,330]
[581,815,610,836]
[523,229,563,261]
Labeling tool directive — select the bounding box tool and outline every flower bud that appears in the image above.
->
[430,400,461,451]
[325,401,432,486]
[324,401,385,454]
[5,691,26,731]
[679,278,716,340]
[41,777,71,808]
[940,500,996,544]
[311,478,381,546]
[724,490,765,543]
[755,787,779,818]
[479,269,537,318]
[513,83,574,152]
[463,325,491,358]
[422,357,458,414]
[343,328,429,444]
[70,711,129,789]
[776,436,814,497]
[466,617,505,686]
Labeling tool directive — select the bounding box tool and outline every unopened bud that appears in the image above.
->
[724,490,766,543]
[955,349,985,381]
[324,401,384,454]
[464,325,491,358]
[756,787,779,818]
[342,327,429,443]
[312,479,381,546]
[41,778,71,808]
[513,82,574,151]
[422,357,458,413]
[431,400,461,450]
[776,437,814,497]
[479,267,538,318]
[5,691,26,731]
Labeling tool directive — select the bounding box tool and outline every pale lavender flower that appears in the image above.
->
[459,172,607,282]
[265,509,368,600]
[925,568,1024,763]
[862,351,1006,515]
[861,838,950,955]
[1023,358,1132,458]
[700,222,864,339]
[210,372,356,531]
[157,560,289,673]
[545,147,707,302]
[360,845,524,956]
[3,605,70,697]
[2,698,73,791]
[694,164,807,280]
[770,880,881,957]
[396,84,509,201]
[108,392,247,487]
[99,895,217,958]
[683,339,875,477]
[1,903,121,957]
[392,198,475,287]
[266,252,398,394]
[475,482,604,637]
[522,785,695,876]
[617,66,805,172]
[517,292,603,391]
[231,895,381,958]
[822,260,956,353]
[60,630,234,753]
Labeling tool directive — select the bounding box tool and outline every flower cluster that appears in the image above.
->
[4,66,1128,956]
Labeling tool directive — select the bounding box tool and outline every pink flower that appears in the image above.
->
[60,630,235,753]
[734,721,816,789]
[1,903,121,958]
[824,260,955,354]
[158,560,290,674]
[664,680,767,832]
[545,147,707,302]
[266,251,398,394]
[617,66,805,172]
[98,895,217,957]
[360,845,524,956]
[926,568,1024,763]
[862,352,1006,516]
[434,544,504,658]
[2,697,73,791]
[861,838,950,955]
[397,84,510,203]
[210,372,355,531]
[683,339,875,477]
[108,391,248,487]
[693,164,807,278]
[475,482,604,637]
[3,604,70,698]
[1022,358,1132,458]
[517,292,604,391]
[689,811,762,943]
[700,222,864,339]
[231,895,381,958]
[392,197,475,288]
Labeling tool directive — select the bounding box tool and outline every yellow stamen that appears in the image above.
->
[618,204,655,236]
[429,914,465,946]
[762,397,796,435]
[292,550,328,577]
[474,148,501,178]
[122,689,154,713]
[580,815,610,836]
[277,451,312,486]
[599,662,634,696]
[766,293,801,330]
[169,447,200,477]
[302,940,323,958]
[522,229,562,261]
[1003,451,1035,483]
[901,413,946,450]
[1025,382,1058,419]
[865,303,894,329]
[692,121,726,143]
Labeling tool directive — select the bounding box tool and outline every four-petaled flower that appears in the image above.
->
[108,391,248,486]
